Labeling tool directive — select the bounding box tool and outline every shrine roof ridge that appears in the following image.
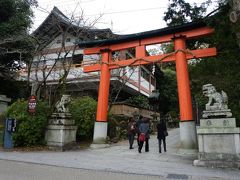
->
[32,7,114,50]
[33,7,112,37]
[77,21,207,48]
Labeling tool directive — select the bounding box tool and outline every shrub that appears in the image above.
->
[6,99,50,147]
[126,95,150,109]
[69,96,97,140]
[108,114,128,142]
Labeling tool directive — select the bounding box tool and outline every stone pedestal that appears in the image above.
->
[178,121,198,154]
[194,117,240,168]
[202,109,232,118]
[91,121,108,148]
[45,113,77,151]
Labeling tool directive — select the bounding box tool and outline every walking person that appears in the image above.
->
[136,115,143,146]
[157,118,168,153]
[138,118,150,153]
[127,117,136,149]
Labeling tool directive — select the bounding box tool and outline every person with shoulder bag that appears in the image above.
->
[157,118,168,153]
[136,115,143,146]
[138,118,150,153]
[127,117,136,149]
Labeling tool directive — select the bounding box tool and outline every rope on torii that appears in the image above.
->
[99,49,197,68]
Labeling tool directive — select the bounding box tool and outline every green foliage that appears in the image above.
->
[0,0,37,81]
[107,114,129,142]
[126,95,150,109]
[157,68,179,115]
[190,2,240,126]
[163,0,210,26]
[69,96,97,140]
[6,99,50,147]
[161,0,210,116]
[163,0,240,125]
[0,80,29,101]
[0,0,37,38]
[161,43,174,53]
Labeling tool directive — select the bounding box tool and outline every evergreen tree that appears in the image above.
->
[0,0,37,98]
[163,0,240,125]
[163,0,210,26]
[0,0,37,80]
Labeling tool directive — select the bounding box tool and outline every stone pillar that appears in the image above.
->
[45,113,77,151]
[45,95,77,151]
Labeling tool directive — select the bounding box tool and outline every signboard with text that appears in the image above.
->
[28,95,37,114]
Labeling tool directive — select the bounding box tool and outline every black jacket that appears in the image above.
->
[157,122,167,139]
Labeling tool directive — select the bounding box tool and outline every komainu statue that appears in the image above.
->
[202,84,228,111]
[55,95,71,113]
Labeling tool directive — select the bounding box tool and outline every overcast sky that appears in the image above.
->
[32,0,214,34]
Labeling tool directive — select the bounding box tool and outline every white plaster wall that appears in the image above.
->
[112,66,155,96]
[33,49,83,62]
[126,67,139,81]
[45,34,77,49]
[28,67,99,82]
[83,54,100,61]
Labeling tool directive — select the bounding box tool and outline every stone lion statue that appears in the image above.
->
[55,95,71,113]
[202,84,228,111]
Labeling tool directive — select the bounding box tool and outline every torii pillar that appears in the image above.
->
[93,49,111,144]
[174,36,197,150]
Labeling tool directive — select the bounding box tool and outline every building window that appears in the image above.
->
[56,39,61,44]
[66,38,71,42]
[141,67,149,82]
[72,54,83,64]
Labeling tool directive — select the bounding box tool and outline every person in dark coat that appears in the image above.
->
[127,117,136,149]
[136,115,143,146]
[157,119,167,153]
[138,118,150,153]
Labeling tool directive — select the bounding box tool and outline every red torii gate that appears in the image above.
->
[79,22,217,148]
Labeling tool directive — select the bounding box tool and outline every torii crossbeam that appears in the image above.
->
[78,21,217,148]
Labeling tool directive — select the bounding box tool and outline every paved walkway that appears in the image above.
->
[0,128,239,180]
